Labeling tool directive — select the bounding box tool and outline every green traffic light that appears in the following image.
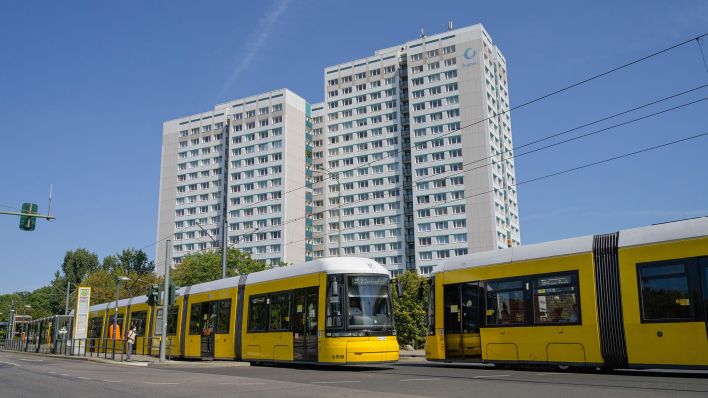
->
[19,203,38,231]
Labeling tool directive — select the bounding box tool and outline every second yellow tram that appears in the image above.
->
[426,217,708,370]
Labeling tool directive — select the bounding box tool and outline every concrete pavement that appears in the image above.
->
[4,350,708,397]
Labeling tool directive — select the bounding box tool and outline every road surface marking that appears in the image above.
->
[400,378,440,382]
[103,380,122,383]
[218,382,266,385]
[144,382,179,385]
[0,361,20,367]
[77,376,92,380]
[474,374,510,378]
[312,381,361,384]
[18,358,44,362]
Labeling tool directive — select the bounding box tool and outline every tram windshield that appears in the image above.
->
[346,275,393,330]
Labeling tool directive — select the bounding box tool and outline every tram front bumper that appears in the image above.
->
[320,336,399,364]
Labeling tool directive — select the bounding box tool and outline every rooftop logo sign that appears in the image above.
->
[463,48,477,68]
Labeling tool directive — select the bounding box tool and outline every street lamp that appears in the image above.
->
[112,276,130,360]
[312,168,342,257]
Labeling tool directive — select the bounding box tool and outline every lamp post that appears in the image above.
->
[112,276,130,360]
[313,168,342,256]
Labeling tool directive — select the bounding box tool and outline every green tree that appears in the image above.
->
[77,268,161,306]
[103,248,154,275]
[61,248,100,286]
[171,248,272,286]
[392,271,429,349]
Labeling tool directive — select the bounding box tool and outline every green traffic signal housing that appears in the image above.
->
[146,284,160,306]
[168,283,178,306]
[19,203,38,231]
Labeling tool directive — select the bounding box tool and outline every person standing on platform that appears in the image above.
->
[126,324,137,361]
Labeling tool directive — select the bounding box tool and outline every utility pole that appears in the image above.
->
[160,239,171,362]
[64,281,71,315]
[220,117,231,279]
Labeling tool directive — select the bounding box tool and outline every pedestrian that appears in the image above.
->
[126,324,137,362]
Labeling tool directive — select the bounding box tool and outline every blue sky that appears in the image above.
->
[1,0,707,293]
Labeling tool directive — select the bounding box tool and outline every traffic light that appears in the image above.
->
[19,203,38,231]
[168,283,178,306]
[146,284,160,306]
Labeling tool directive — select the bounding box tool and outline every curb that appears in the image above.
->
[1,350,249,368]
[0,350,89,362]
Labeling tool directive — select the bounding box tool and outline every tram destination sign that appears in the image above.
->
[350,276,388,286]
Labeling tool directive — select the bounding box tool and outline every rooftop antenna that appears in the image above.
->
[47,184,53,221]
[448,21,453,31]
[420,28,425,39]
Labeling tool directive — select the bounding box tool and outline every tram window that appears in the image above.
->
[248,296,268,331]
[269,293,291,331]
[326,275,344,329]
[130,311,148,336]
[166,305,179,335]
[88,317,103,338]
[639,263,693,321]
[486,279,525,325]
[533,273,580,324]
[216,299,231,334]
[189,303,202,335]
[347,275,392,329]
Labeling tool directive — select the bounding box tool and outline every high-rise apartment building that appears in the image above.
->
[157,24,519,276]
[156,89,313,275]
[313,24,519,275]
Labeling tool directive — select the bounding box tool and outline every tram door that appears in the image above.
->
[200,301,216,360]
[293,287,319,362]
[444,282,482,359]
[702,258,708,340]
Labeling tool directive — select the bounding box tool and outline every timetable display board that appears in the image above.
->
[72,287,91,355]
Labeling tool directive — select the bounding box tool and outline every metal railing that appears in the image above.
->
[1,336,173,362]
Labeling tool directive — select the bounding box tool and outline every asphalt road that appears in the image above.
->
[1,351,707,398]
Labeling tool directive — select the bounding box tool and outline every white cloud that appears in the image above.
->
[220,0,291,96]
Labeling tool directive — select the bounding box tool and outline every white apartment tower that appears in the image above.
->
[157,24,519,276]
[313,24,520,275]
[156,89,314,274]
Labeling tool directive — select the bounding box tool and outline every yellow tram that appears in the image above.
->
[425,217,708,370]
[84,257,399,364]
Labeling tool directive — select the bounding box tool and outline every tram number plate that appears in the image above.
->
[332,354,345,360]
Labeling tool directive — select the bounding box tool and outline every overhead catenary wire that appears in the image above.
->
[414,95,708,184]
[141,31,708,256]
[696,37,708,74]
[282,129,708,247]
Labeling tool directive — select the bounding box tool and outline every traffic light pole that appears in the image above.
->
[159,239,171,362]
[0,211,55,220]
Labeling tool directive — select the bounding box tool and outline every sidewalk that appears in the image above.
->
[4,348,425,366]
[399,349,425,359]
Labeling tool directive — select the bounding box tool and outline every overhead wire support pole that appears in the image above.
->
[0,211,55,220]
[160,239,171,362]
[64,281,71,315]
[221,116,231,279]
